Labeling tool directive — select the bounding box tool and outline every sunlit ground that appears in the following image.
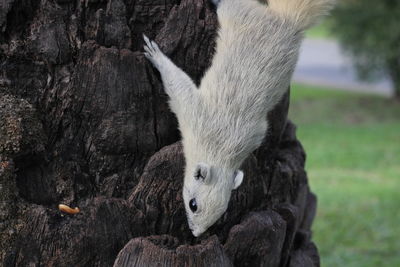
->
[289,84,400,266]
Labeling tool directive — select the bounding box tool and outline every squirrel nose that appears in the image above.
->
[191,227,205,237]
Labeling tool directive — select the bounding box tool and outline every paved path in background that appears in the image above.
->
[293,39,394,96]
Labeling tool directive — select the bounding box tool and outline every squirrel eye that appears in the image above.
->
[189,198,198,212]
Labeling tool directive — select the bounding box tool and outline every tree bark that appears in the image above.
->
[387,57,400,100]
[1,0,320,266]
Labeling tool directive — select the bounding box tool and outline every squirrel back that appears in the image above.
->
[194,0,335,168]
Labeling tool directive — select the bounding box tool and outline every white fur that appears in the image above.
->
[144,0,334,237]
[268,0,335,30]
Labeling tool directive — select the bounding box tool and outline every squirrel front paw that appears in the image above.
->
[143,35,165,70]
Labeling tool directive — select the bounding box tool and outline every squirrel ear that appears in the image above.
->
[194,163,211,184]
[232,170,244,190]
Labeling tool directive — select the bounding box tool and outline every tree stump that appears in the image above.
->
[0,0,320,266]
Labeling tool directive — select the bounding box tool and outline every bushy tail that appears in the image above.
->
[268,0,335,30]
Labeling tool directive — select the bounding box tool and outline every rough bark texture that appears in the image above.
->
[1,0,320,266]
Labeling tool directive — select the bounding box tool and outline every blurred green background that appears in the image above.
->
[292,1,400,265]
[289,84,400,266]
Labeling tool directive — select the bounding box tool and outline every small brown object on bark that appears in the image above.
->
[58,204,80,215]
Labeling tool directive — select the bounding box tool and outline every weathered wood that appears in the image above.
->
[114,235,233,267]
[1,0,320,266]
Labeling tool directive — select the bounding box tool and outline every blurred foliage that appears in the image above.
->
[330,0,400,98]
[290,84,400,266]
[306,19,333,39]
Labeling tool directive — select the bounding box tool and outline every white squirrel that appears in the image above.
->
[144,0,334,237]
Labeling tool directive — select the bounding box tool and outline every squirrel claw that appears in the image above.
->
[143,34,164,69]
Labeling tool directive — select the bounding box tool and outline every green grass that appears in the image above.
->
[306,19,334,39]
[289,84,400,266]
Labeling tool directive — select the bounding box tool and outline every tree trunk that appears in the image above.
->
[0,0,320,266]
[387,57,400,100]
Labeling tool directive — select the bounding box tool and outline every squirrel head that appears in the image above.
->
[183,162,244,237]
